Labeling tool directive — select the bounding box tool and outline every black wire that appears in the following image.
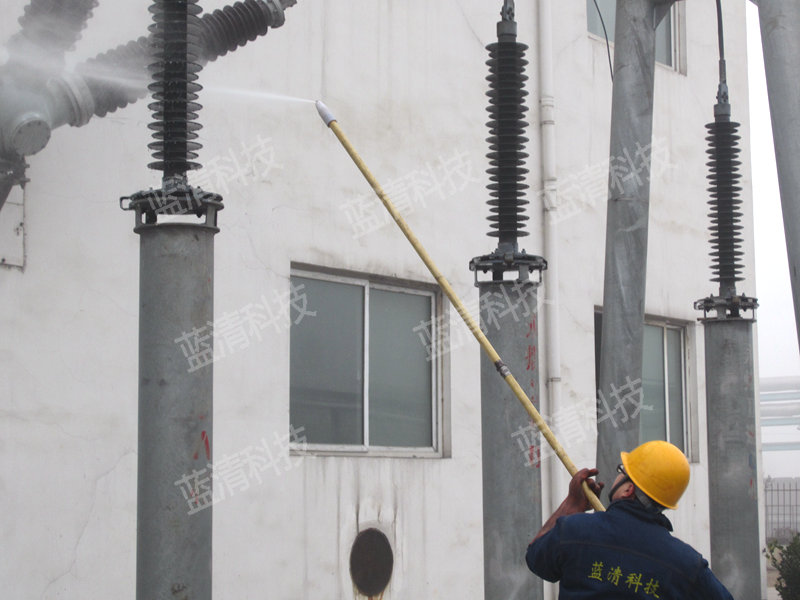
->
[714,0,729,106]
[593,0,614,81]
[715,0,726,83]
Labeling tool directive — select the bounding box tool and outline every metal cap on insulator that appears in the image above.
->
[497,0,517,41]
[263,0,297,28]
[713,101,730,120]
[0,83,52,157]
[6,113,50,156]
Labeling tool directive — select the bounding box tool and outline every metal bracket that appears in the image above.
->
[0,156,28,214]
[694,293,759,321]
[469,250,547,285]
[501,0,515,21]
[265,0,297,28]
[121,178,223,232]
[0,156,28,184]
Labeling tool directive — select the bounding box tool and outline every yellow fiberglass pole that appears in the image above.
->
[315,101,604,513]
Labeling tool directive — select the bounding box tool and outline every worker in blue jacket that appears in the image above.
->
[526,440,734,599]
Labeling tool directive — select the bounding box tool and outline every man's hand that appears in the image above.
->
[567,468,604,513]
[531,467,605,542]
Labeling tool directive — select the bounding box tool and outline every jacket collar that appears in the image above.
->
[608,498,674,532]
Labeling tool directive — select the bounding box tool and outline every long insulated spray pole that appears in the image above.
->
[315,101,605,513]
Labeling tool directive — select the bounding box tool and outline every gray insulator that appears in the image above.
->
[7,0,98,66]
[74,0,292,121]
[147,0,204,176]
[705,115,744,297]
[485,37,530,249]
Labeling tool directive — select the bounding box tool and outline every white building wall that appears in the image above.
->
[0,1,755,598]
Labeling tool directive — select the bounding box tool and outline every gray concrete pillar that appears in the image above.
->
[757,0,800,355]
[479,280,542,600]
[596,0,671,490]
[137,223,216,600]
[704,318,760,600]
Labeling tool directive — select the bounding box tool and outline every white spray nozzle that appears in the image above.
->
[315,100,336,126]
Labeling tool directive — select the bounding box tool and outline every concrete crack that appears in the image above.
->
[39,449,135,599]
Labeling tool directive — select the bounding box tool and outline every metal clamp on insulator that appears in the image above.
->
[122,178,223,231]
[693,293,759,320]
[469,252,547,285]
[265,0,297,28]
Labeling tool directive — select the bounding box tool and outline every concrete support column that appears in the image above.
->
[137,223,216,600]
[757,0,800,354]
[596,0,672,488]
[703,319,760,600]
[479,280,542,600]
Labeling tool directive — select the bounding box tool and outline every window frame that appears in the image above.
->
[586,0,686,74]
[289,265,445,458]
[594,309,696,459]
[644,320,688,449]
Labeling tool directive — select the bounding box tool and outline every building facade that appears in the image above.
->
[0,1,759,598]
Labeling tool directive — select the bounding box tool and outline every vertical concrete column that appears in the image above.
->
[596,0,671,488]
[137,223,215,600]
[479,280,542,600]
[757,0,800,354]
[704,319,760,600]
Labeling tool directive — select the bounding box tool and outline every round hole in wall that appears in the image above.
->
[349,527,393,596]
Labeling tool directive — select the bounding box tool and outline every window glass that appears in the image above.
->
[642,324,667,442]
[666,327,685,449]
[369,288,433,447]
[290,276,364,445]
[655,8,673,67]
[587,0,674,67]
[289,271,438,452]
[594,314,687,452]
[587,0,616,43]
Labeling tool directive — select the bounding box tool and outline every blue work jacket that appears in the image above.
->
[526,500,734,599]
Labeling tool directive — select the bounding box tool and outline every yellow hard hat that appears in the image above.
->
[620,440,690,509]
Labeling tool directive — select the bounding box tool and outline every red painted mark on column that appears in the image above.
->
[529,445,541,469]
[526,316,537,338]
[526,316,539,396]
[525,345,536,371]
[201,430,210,460]
[193,430,211,460]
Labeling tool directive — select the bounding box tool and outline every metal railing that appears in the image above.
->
[766,478,800,544]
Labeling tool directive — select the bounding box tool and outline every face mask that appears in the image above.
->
[607,474,631,503]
